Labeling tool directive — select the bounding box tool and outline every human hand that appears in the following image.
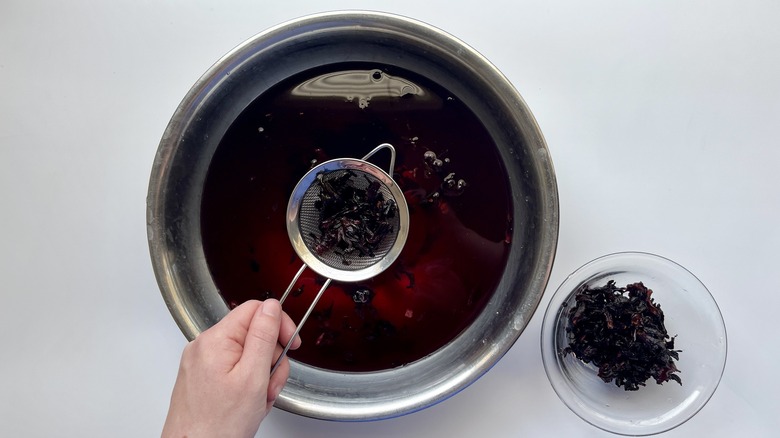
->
[162,299,301,438]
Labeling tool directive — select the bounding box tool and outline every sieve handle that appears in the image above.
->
[279,264,307,305]
[271,266,332,375]
[361,143,396,175]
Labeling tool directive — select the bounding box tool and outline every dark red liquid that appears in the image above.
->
[201,64,513,371]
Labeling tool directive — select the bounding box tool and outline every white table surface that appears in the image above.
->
[2,1,778,436]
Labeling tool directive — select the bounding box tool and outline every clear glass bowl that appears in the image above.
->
[541,252,727,435]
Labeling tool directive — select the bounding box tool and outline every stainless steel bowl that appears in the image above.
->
[147,11,558,420]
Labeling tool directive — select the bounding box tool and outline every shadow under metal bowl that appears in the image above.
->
[147,11,558,421]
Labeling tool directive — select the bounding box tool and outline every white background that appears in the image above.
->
[1,1,778,436]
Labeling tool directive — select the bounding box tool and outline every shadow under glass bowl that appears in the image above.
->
[540,252,727,436]
[147,11,559,421]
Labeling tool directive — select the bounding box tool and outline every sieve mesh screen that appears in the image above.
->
[298,169,400,271]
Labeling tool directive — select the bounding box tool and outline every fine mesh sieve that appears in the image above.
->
[271,143,409,374]
[297,168,401,271]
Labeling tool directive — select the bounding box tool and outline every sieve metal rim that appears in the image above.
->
[286,158,409,282]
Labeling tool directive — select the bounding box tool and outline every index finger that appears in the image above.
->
[279,310,302,352]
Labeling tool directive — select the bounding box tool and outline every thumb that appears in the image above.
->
[239,299,283,372]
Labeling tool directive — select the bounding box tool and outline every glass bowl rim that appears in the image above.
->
[540,251,728,436]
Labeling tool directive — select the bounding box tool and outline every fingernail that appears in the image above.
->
[262,299,281,317]
[269,383,283,404]
[288,336,302,351]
